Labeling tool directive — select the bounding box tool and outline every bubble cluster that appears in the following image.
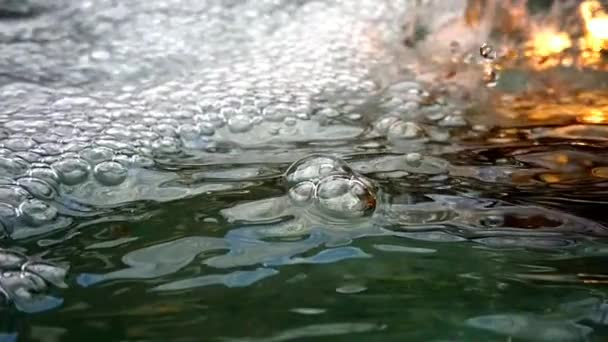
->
[0,249,68,313]
[285,155,377,221]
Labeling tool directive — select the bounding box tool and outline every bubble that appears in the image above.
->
[318,107,341,118]
[0,185,29,206]
[18,199,58,227]
[2,137,36,152]
[0,203,17,234]
[22,262,68,288]
[480,215,505,227]
[199,122,216,136]
[373,116,401,135]
[404,153,422,167]
[51,158,90,185]
[0,249,26,269]
[130,155,155,168]
[315,175,377,219]
[93,161,128,186]
[79,146,116,165]
[284,155,352,187]
[438,115,468,127]
[151,137,181,155]
[284,117,298,126]
[480,43,496,60]
[483,64,499,88]
[263,104,292,122]
[288,181,316,206]
[387,121,423,140]
[17,177,57,200]
[28,167,60,185]
[347,113,362,121]
[155,123,177,137]
[227,114,253,133]
[0,157,28,177]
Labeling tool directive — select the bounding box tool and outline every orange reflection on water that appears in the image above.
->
[494,90,608,126]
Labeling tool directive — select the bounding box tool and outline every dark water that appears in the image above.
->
[3,0,608,341]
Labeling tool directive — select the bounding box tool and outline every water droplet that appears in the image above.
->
[18,199,57,227]
[480,43,496,60]
[52,158,90,185]
[93,161,128,186]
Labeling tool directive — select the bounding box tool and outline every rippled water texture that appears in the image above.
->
[2,0,608,341]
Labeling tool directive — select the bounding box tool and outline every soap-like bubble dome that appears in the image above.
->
[284,154,352,187]
[284,155,377,221]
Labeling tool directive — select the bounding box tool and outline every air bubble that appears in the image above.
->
[0,248,26,269]
[17,177,56,200]
[405,153,422,167]
[0,157,28,177]
[199,122,216,136]
[387,121,423,140]
[318,107,341,118]
[79,146,115,165]
[315,175,377,219]
[51,158,90,185]
[151,137,181,155]
[18,199,58,227]
[22,262,68,288]
[0,203,17,235]
[93,161,128,186]
[2,138,36,152]
[288,181,316,206]
[438,115,468,127]
[227,114,253,133]
[284,155,352,187]
[28,167,60,185]
[130,155,155,168]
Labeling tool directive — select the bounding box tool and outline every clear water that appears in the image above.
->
[2,0,608,341]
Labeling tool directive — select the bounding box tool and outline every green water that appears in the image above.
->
[6,174,608,341]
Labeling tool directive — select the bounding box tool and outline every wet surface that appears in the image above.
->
[2,0,608,341]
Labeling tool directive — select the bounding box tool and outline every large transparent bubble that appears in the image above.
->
[284,155,378,222]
